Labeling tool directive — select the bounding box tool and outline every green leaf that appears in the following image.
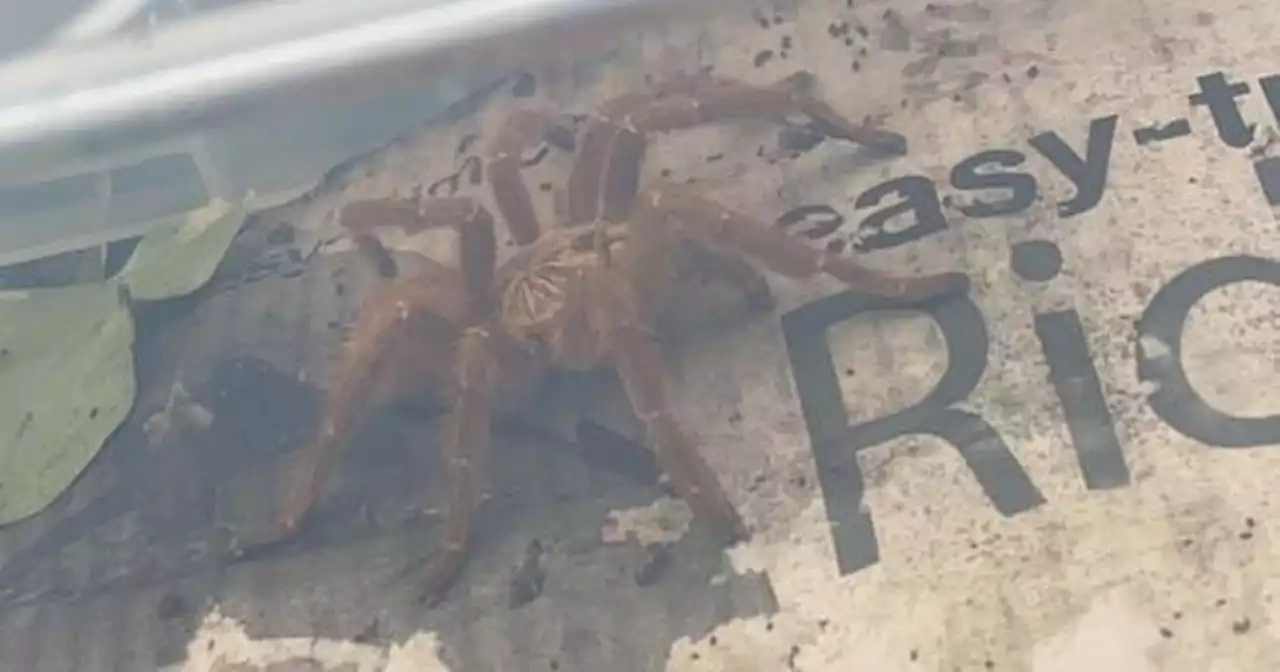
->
[0,280,135,525]
[118,198,246,301]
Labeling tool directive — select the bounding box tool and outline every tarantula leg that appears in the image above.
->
[485,108,554,246]
[580,268,749,543]
[564,118,623,225]
[419,326,501,605]
[639,186,970,301]
[566,72,724,226]
[342,196,498,310]
[685,244,776,313]
[624,70,905,154]
[584,71,904,226]
[799,97,909,156]
[341,196,422,278]
[606,317,749,544]
[566,71,754,225]
[272,332,410,540]
[267,274,472,545]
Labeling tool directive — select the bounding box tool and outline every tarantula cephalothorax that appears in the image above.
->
[264,69,970,603]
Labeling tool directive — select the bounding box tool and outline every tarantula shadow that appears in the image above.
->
[258,69,971,605]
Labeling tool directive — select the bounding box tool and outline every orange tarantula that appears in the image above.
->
[264,69,970,603]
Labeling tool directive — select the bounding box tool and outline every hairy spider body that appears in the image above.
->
[264,69,970,604]
[499,223,669,366]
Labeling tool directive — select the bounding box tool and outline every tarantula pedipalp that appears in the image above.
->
[265,69,970,604]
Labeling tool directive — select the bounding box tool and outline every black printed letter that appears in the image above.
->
[949,149,1038,218]
[781,277,1046,575]
[1138,255,1280,447]
[1028,116,1118,218]
[1035,310,1131,489]
[1260,74,1280,129]
[1189,71,1255,149]
[854,175,948,251]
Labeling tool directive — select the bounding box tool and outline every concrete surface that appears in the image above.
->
[4,0,1280,669]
